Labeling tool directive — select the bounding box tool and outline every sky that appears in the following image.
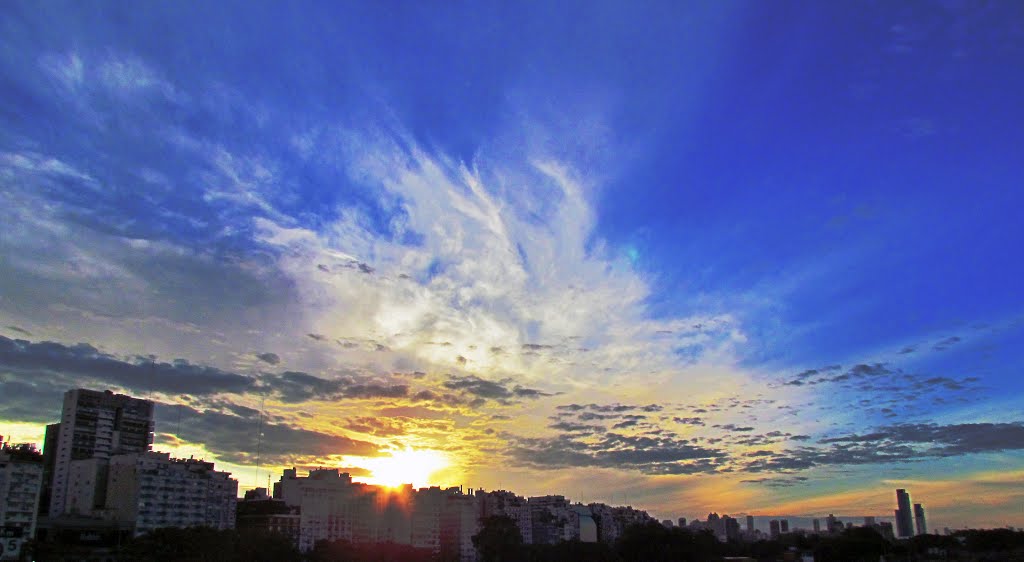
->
[2,0,1023,531]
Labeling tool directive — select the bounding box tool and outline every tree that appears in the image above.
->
[812,527,889,562]
[473,516,525,562]
[616,522,719,562]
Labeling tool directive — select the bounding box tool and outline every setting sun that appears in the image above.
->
[357,448,450,488]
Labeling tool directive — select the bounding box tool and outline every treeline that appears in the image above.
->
[24,520,1024,561]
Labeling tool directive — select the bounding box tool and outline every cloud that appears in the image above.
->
[505,430,726,475]
[260,370,408,403]
[742,421,1024,473]
[0,378,66,423]
[673,417,705,426]
[0,335,254,396]
[248,126,744,395]
[933,336,962,351]
[256,352,281,365]
[548,421,604,433]
[442,374,554,405]
[716,424,755,432]
[740,476,809,488]
[155,403,379,465]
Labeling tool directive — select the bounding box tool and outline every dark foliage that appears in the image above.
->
[116,527,302,562]
[25,521,1024,562]
[308,539,435,562]
[811,527,891,562]
[524,540,619,562]
[472,516,525,562]
[616,522,720,562]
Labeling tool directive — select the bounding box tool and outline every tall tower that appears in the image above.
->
[894,489,914,538]
[913,503,927,535]
[746,514,754,533]
[45,389,154,516]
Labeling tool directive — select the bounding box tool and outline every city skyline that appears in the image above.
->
[2,387,941,532]
[2,0,1024,535]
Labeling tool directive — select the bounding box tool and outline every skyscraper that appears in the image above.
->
[45,389,154,516]
[780,519,789,533]
[813,519,820,533]
[895,489,914,538]
[913,503,927,535]
[746,515,754,534]
[769,519,780,539]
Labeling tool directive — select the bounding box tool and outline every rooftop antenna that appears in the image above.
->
[176,401,183,441]
[255,394,265,489]
[148,359,156,401]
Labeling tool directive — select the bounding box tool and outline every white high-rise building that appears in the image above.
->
[441,490,479,562]
[0,441,44,550]
[276,468,360,551]
[105,451,237,536]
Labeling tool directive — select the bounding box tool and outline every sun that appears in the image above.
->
[358,448,450,488]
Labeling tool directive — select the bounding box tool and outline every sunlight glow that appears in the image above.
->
[356,448,451,488]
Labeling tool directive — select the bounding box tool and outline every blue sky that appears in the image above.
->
[2,1,1023,528]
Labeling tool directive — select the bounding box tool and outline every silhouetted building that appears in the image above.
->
[895,489,914,538]
[878,521,895,540]
[914,503,927,535]
[746,515,754,533]
[589,503,655,544]
[477,489,532,544]
[237,488,300,548]
[813,519,821,533]
[780,519,789,533]
[723,515,741,541]
[864,516,876,526]
[0,440,44,554]
[529,495,578,544]
[769,519,780,539]
[45,389,154,517]
[826,513,842,533]
[442,488,479,562]
[678,517,686,528]
[706,512,727,540]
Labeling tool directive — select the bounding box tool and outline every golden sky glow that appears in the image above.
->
[351,448,453,489]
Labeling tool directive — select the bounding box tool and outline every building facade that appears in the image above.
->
[236,488,301,548]
[105,451,237,536]
[0,441,44,553]
[45,389,154,517]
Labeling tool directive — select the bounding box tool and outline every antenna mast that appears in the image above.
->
[255,394,265,489]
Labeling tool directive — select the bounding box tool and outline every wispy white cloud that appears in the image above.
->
[253,126,756,405]
[38,52,84,91]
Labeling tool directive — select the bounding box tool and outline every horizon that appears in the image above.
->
[2,0,1023,535]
